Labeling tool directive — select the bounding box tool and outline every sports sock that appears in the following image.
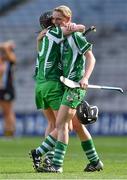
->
[4,130,15,137]
[45,150,54,160]
[52,141,67,167]
[36,135,56,156]
[81,139,99,165]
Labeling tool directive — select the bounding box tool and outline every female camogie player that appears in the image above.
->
[30,6,103,173]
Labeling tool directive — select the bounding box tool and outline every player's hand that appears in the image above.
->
[3,40,16,50]
[65,22,77,31]
[79,77,88,89]
[37,29,47,41]
[68,120,73,131]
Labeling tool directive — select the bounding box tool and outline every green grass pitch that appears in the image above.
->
[0,136,127,179]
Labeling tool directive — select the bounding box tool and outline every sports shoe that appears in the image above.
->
[42,157,52,167]
[31,158,52,173]
[42,164,63,173]
[84,160,104,172]
[29,149,41,171]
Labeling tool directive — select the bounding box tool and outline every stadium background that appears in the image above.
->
[0,0,127,136]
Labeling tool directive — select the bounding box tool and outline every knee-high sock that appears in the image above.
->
[52,141,67,167]
[36,135,56,156]
[81,139,99,165]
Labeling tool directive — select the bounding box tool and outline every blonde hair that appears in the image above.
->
[54,5,72,18]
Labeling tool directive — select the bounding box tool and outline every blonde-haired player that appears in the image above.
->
[30,5,103,173]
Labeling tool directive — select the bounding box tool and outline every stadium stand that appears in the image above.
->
[0,0,27,14]
[0,0,127,113]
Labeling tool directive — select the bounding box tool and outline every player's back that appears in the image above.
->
[36,26,64,83]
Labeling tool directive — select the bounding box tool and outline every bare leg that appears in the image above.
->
[42,108,57,137]
[44,105,76,169]
[72,115,91,141]
[72,115,103,171]
[0,100,15,137]
[56,105,76,144]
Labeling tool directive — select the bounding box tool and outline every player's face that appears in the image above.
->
[52,11,70,26]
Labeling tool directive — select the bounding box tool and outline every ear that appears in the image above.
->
[65,16,71,23]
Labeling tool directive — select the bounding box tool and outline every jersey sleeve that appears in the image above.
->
[46,26,64,44]
[73,32,92,54]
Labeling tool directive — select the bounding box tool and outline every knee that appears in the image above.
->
[55,120,62,130]
[72,116,82,132]
[56,121,68,132]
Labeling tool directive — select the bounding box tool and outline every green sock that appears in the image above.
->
[45,150,54,160]
[36,135,56,156]
[81,139,99,165]
[52,141,68,167]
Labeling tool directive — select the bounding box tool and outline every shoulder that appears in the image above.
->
[72,32,92,53]
[72,32,86,40]
[48,26,63,38]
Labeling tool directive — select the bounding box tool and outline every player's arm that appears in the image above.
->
[3,41,16,63]
[40,23,85,45]
[79,50,96,89]
[73,32,96,89]
[37,29,47,51]
[61,23,85,35]
[37,24,85,46]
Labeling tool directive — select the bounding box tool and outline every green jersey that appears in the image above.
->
[36,26,64,83]
[62,32,92,82]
